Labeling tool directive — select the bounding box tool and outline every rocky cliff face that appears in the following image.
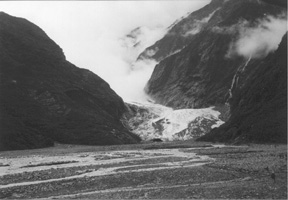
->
[0,12,140,151]
[142,0,287,143]
[144,0,286,109]
[198,33,287,144]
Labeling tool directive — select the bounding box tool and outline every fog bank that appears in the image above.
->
[0,1,210,102]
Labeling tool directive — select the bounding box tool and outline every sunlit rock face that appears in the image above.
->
[122,102,224,141]
[0,12,140,151]
[142,0,286,143]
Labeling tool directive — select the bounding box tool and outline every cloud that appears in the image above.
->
[120,27,163,64]
[0,1,210,102]
[212,19,250,35]
[183,9,219,37]
[223,14,287,59]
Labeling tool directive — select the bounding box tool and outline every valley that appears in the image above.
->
[0,142,286,199]
[0,1,287,199]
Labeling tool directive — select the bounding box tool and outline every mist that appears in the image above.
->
[183,8,219,37]
[225,15,287,59]
[0,1,210,102]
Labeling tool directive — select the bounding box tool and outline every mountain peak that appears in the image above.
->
[0,12,66,64]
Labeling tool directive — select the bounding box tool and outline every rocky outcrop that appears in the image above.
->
[144,0,286,109]
[198,33,287,144]
[0,12,140,151]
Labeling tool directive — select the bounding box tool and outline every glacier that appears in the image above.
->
[123,101,225,141]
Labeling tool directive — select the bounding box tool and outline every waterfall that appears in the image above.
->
[227,57,252,101]
[241,56,252,72]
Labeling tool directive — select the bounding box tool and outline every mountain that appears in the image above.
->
[138,0,223,62]
[0,12,140,151]
[198,33,287,144]
[144,0,286,109]
[141,0,287,143]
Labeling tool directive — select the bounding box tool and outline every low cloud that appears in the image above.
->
[183,9,219,37]
[0,1,210,102]
[223,15,287,59]
[120,27,163,64]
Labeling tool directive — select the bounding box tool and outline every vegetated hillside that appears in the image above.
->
[143,0,286,109]
[0,12,140,151]
[198,33,287,144]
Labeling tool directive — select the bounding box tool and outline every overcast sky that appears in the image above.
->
[0,1,210,102]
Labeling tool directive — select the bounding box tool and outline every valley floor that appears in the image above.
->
[0,141,287,199]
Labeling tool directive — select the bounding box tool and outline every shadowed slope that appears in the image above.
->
[142,0,286,143]
[198,33,287,144]
[0,12,140,151]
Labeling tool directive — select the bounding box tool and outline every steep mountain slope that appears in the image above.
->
[0,12,140,151]
[140,0,286,144]
[144,0,286,109]
[138,0,222,62]
[198,33,287,144]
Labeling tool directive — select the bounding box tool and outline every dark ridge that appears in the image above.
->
[198,33,287,144]
[0,12,140,151]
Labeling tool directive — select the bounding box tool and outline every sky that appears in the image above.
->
[0,1,210,102]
